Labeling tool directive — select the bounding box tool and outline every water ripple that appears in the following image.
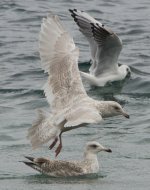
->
[0,1,150,189]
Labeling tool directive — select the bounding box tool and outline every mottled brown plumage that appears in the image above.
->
[23,142,112,177]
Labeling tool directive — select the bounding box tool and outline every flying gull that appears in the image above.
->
[23,141,112,177]
[69,9,131,86]
[27,12,129,157]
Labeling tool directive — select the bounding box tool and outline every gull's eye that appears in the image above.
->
[90,144,98,148]
[114,106,119,110]
[126,68,129,72]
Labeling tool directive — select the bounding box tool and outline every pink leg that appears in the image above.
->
[55,133,62,157]
[49,137,58,150]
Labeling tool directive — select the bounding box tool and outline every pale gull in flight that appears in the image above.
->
[27,12,129,157]
[69,9,131,87]
[23,141,112,177]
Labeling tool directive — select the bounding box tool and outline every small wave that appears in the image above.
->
[5,144,29,150]
[11,54,39,61]
[0,135,15,142]
[132,6,148,10]
[5,123,29,130]
[11,69,46,78]
[126,29,144,35]
[130,66,150,76]
[87,9,103,14]
[122,92,150,98]
[22,172,101,183]
[0,106,14,114]
[18,89,44,97]
[0,88,27,94]
[8,16,42,24]
[0,88,44,98]
[136,138,150,144]
[138,54,150,59]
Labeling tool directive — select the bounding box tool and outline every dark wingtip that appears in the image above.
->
[69,9,78,13]
[69,9,76,19]
[69,9,73,13]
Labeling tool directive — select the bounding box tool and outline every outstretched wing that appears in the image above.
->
[39,13,87,112]
[69,9,122,76]
[69,9,98,61]
[91,22,122,76]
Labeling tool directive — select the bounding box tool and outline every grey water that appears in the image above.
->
[0,0,150,189]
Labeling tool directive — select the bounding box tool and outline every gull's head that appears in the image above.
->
[119,65,131,78]
[86,141,112,154]
[102,101,130,119]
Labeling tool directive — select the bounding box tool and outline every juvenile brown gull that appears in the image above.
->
[69,9,131,86]
[23,141,112,177]
[27,12,129,157]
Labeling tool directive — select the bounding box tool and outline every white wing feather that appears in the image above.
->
[39,13,87,112]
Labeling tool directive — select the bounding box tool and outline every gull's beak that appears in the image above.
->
[122,111,130,119]
[127,71,131,78]
[103,148,112,153]
[99,146,112,153]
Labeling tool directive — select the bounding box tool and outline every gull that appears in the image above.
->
[23,141,112,177]
[69,9,131,87]
[27,12,129,157]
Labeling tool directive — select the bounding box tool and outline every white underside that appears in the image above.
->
[80,69,127,87]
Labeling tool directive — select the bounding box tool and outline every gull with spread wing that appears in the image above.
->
[27,12,129,157]
[69,9,131,86]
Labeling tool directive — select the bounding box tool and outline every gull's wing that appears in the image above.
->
[91,22,122,76]
[69,9,98,61]
[24,157,84,177]
[64,105,102,127]
[39,13,87,112]
[69,9,122,76]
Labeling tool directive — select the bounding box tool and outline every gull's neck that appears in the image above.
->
[118,65,128,79]
[83,150,99,173]
[95,101,113,118]
[84,150,98,161]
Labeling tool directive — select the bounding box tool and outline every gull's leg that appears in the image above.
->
[55,132,62,157]
[49,137,58,150]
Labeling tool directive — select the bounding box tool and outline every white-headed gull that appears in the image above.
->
[69,9,131,86]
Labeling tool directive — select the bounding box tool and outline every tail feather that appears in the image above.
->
[23,161,36,167]
[27,109,60,149]
[24,156,34,162]
[23,161,42,173]
[23,156,50,174]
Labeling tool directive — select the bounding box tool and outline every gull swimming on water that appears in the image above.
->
[27,12,129,157]
[23,141,112,177]
[69,9,131,87]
